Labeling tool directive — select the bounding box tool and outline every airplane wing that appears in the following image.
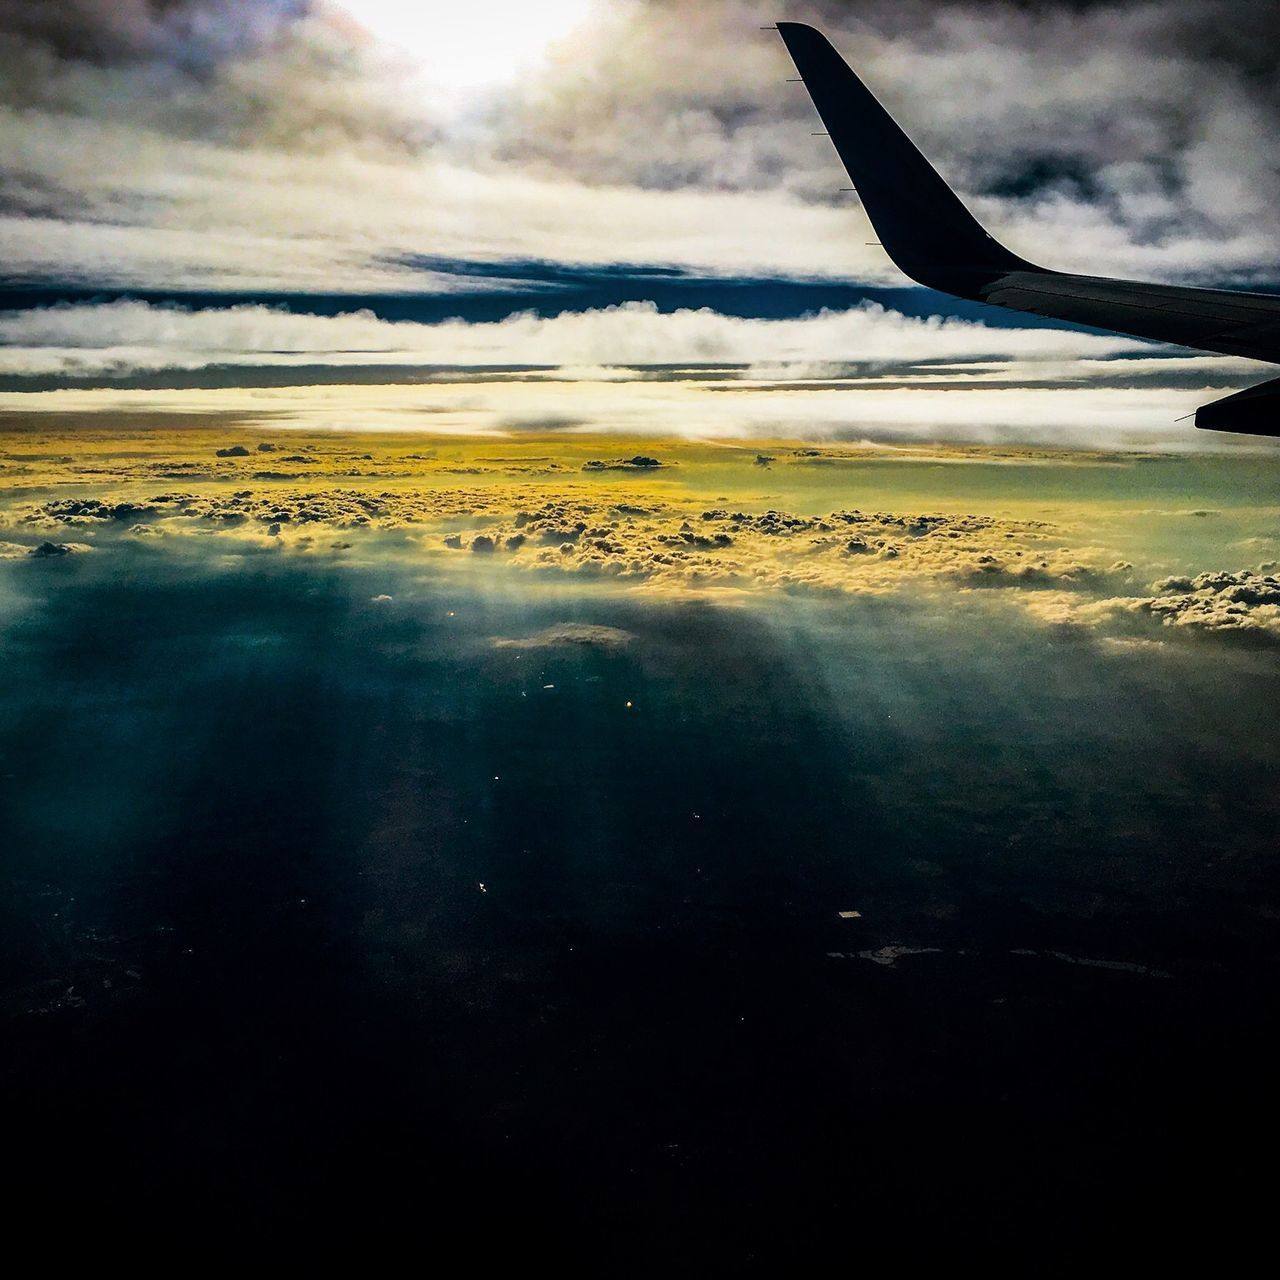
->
[775,21,1280,435]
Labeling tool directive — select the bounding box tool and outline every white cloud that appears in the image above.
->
[3,1,1280,289]
[3,298,1266,450]
[0,296,1165,376]
[0,367,1251,451]
[0,116,891,289]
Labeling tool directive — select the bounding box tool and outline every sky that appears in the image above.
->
[3,0,1280,445]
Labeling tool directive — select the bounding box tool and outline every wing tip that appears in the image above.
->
[775,21,827,48]
[1195,376,1280,436]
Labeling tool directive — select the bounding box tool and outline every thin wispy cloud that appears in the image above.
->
[0,297,1155,375]
[2,296,1257,447]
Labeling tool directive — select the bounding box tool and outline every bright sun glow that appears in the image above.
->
[335,0,596,94]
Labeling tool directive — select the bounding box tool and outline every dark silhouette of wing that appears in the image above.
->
[776,21,1280,435]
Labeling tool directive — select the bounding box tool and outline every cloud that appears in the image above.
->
[582,455,665,470]
[0,1,303,74]
[0,295,1164,378]
[1023,567,1280,643]
[452,498,1138,597]
[492,623,635,649]
[10,429,1279,639]
[3,0,1280,291]
[29,539,91,556]
[1,371,1250,447]
[0,140,892,290]
[1139,569,1280,637]
[482,0,1280,280]
[13,295,1257,450]
[23,470,1115,597]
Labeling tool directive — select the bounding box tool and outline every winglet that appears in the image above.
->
[776,22,1040,297]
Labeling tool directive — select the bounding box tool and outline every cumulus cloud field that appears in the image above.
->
[5,421,1279,641]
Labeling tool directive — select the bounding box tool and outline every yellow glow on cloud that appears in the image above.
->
[334,0,596,94]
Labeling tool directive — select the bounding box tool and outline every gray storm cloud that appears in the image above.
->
[481,0,1280,277]
[0,0,302,64]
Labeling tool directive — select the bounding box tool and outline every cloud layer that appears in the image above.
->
[2,295,1266,447]
[0,296,1153,375]
[12,428,1280,642]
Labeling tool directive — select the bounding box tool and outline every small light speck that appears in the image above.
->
[478,882,487,893]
